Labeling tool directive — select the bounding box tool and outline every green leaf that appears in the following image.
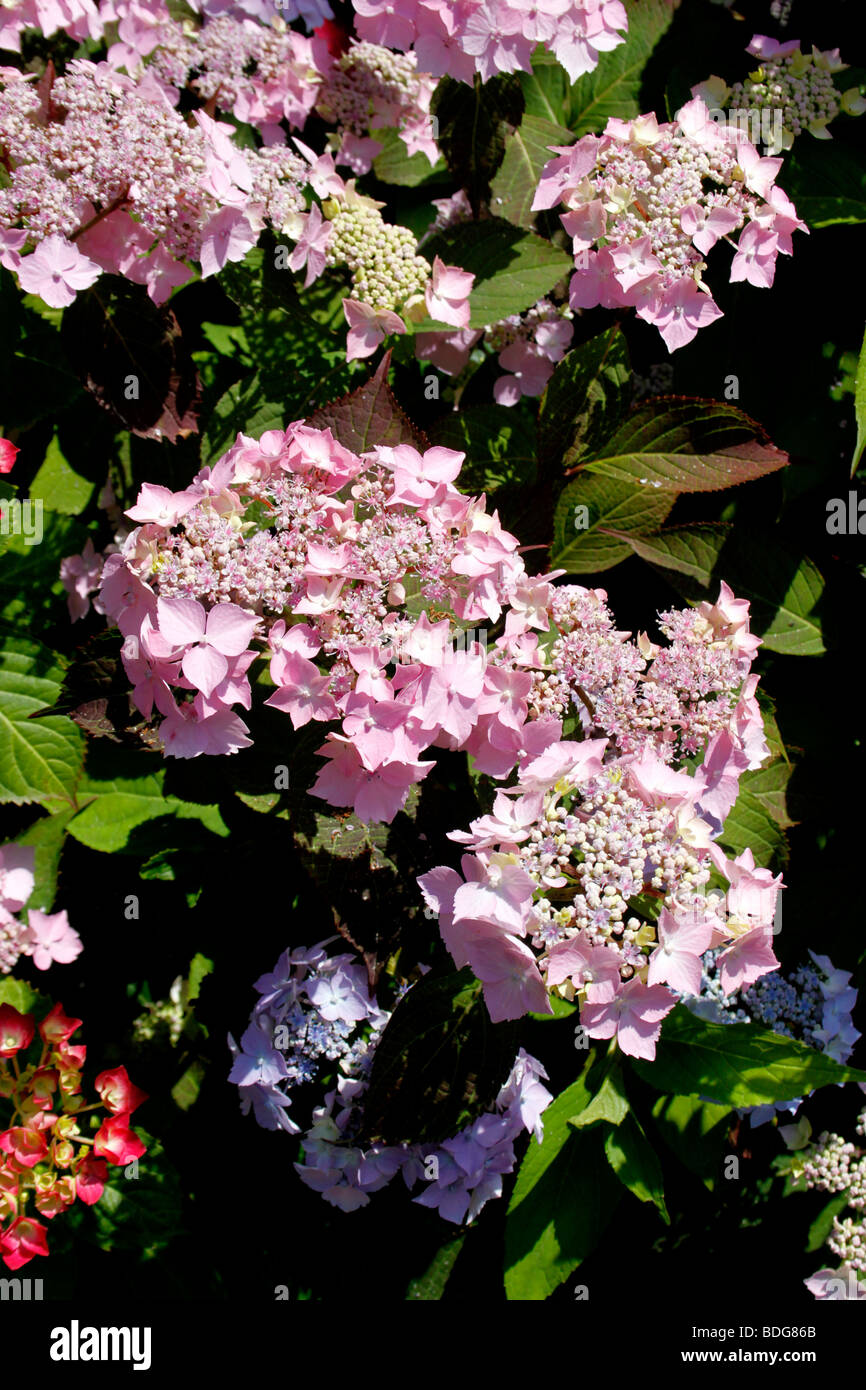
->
[406,1235,466,1300]
[504,1069,622,1300]
[580,399,789,493]
[0,975,51,1019]
[30,628,143,744]
[200,321,249,357]
[566,0,675,136]
[806,1193,850,1253]
[431,74,524,210]
[372,127,446,186]
[852,324,866,477]
[715,753,795,869]
[0,634,83,807]
[569,1061,629,1129]
[603,1111,669,1222]
[171,1058,207,1111]
[429,403,537,494]
[490,113,573,227]
[357,966,519,1145]
[632,1007,866,1108]
[0,511,87,626]
[607,521,726,584]
[779,137,866,228]
[612,524,827,656]
[200,372,284,467]
[738,760,796,829]
[67,768,228,852]
[550,472,674,573]
[65,789,172,851]
[186,952,214,1004]
[717,781,789,868]
[215,243,361,421]
[30,435,95,516]
[306,351,429,453]
[530,992,576,1022]
[86,1135,183,1260]
[421,219,573,329]
[537,327,632,473]
[650,1093,732,1185]
[519,55,568,125]
[0,283,82,430]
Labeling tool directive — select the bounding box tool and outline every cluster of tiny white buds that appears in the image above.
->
[801,1130,858,1195]
[730,52,841,142]
[828,1215,866,1273]
[323,198,430,312]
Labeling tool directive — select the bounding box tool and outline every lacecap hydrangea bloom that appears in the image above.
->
[420,581,785,1057]
[84,419,581,820]
[109,11,437,173]
[0,61,311,305]
[230,938,552,1219]
[112,10,332,137]
[534,97,807,350]
[295,1040,551,1220]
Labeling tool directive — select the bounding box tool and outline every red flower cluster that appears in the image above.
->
[0,1001,148,1270]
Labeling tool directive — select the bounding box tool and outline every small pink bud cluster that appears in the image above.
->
[352,0,628,85]
[420,581,784,1053]
[0,844,82,976]
[0,1002,147,1269]
[534,97,807,351]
